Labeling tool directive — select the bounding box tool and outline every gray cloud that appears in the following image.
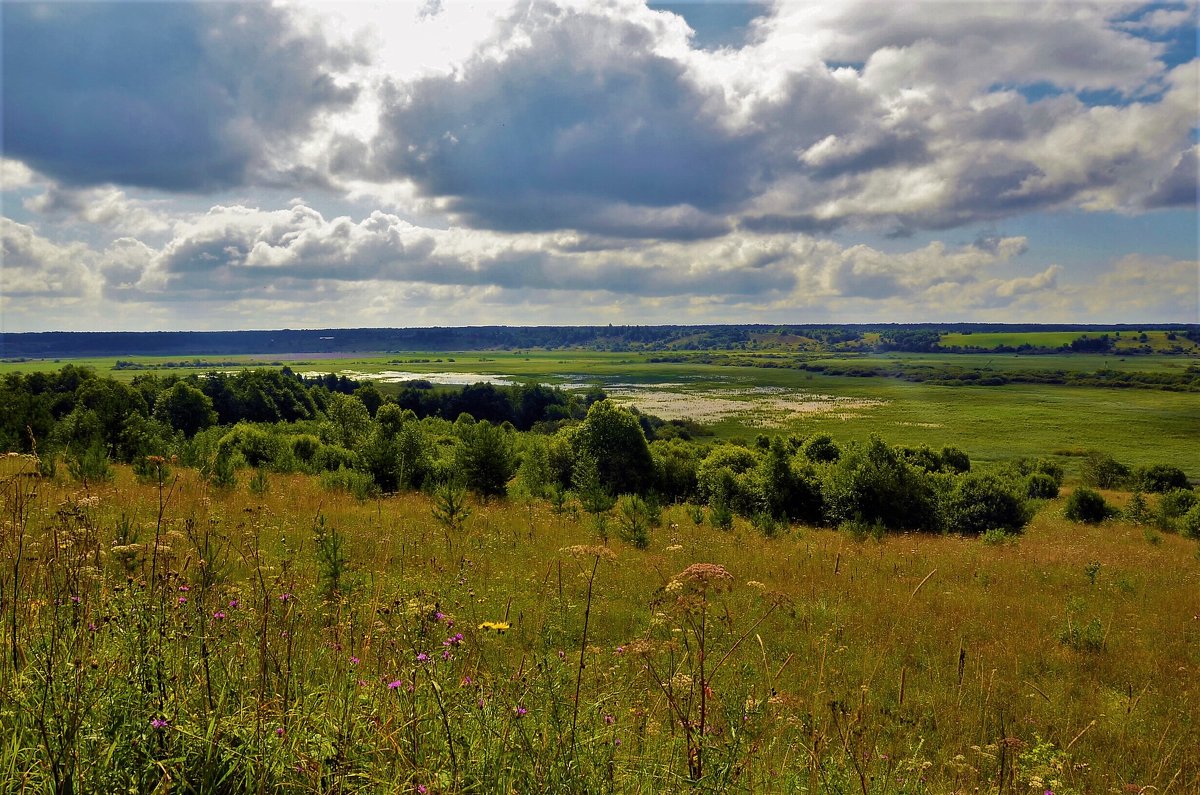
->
[351,1,1195,237]
[2,3,360,192]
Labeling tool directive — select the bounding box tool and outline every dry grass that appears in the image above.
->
[2,460,1197,793]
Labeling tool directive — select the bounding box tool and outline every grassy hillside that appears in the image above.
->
[2,458,1197,793]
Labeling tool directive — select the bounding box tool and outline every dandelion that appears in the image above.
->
[478,621,510,633]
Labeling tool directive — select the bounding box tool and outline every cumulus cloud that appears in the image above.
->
[2,2,361,192]
[23,184,171,236]
[0,217,96,299]
[349,0,1197,237]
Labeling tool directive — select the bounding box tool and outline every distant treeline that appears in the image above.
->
[3,323,1197,358]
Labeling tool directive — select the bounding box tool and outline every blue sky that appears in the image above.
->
[2,0,1196,331]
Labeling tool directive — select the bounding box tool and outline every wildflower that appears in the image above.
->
[461,676,473,686]
[88,622,97,632]
[387,679,403,690]
[515,706,527,717]
[604,714,615,725]
[178,585,190,592]
[417,786,427,795]
[669,563,733,593]
[614,645,625,654]
[561,544,617,561]
[228,599,239,609]
[349,656,360,665]
[442,649,452,660]
[279,592,292,602]
[177,596,187,605]
[70,595,81,604]
[478,621,510,633]
[150,718,168,730]
[416,652,429,662]
[213,611,226,620]
[276,727,285,737]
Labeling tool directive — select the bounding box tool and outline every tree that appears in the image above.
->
[455,420,516,498]
[324,393,371,450]
[154,381,217,437]
[572,400,654,496]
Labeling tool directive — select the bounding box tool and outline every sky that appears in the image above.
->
[1,0,1197,332]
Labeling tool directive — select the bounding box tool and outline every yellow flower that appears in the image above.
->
[478,621,510,633]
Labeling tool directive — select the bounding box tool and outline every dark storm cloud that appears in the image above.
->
[2,3,360,192]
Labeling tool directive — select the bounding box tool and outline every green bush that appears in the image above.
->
[1158,488,1198,520]
[800,434,840,463]
[941,473,1030,535]
[1180,504,1200,539]
[822,437,939,532]
[1133,464,1191,493]
[1079,451,1130,489]
[1064,488,1111,523]
[1025,472,1060,499]
[319,466,379,501]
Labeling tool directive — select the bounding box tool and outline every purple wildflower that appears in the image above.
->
[213,611,226,620]
[387,679,403,690]
[416,652,429,662]
[515,706,527,717]
[150,718,168,730]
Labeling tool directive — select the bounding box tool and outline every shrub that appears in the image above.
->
[1079,451,1130,489]
[319,466,379,501]
[1064,488,1111,523]
[1025,472,1060,499]
[800,434,840,463]
[1180,504,1200,540]
[1133,464,1191,493]
[822,437,939,532]
[940,446,971,474]
[941,473,1030,535]
[1157,488,1198,521]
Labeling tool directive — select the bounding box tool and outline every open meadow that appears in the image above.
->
[1,456,1197,793]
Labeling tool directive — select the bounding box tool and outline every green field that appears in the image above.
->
[938,329,1198,353]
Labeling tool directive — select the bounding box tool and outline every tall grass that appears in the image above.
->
[1,456,1196,793]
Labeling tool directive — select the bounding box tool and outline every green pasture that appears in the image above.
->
[938,329,1197,352]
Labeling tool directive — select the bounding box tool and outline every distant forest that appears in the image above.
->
[3,323,1198,358]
